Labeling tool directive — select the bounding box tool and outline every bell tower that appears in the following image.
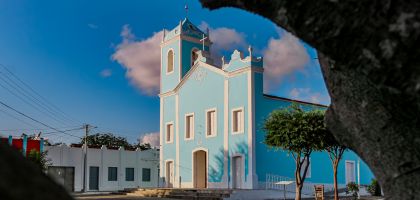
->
[160,18,211,94]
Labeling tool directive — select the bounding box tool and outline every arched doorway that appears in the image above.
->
[193,150,207,188]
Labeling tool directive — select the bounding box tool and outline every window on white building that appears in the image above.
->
[206,109,217,137]
[185,114,194,140]
[108,167,117,181]
[232,108,244,134]
[142,168,151,182]
[126,168,134,181]
[166,123,174,143]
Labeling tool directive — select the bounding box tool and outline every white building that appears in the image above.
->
[45,145,159,192]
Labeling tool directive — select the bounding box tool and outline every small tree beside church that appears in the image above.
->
[320,128,347,200]
[264,104,325,200]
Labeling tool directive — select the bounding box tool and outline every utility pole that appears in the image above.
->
[82,124,91,193]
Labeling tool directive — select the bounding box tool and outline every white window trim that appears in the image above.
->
[205,108,217,138]
[184,113,195,141]
[345,160,356,184]
[166,49,175,75]
[165,121,174,144]
[231,107,245,134]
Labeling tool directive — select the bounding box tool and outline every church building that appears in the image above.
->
[159,18,374,190]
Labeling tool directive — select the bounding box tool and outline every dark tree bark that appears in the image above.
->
[200,0,420,199]
[0,143,73,200]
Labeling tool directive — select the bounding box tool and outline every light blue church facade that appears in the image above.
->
[159,18,374,189]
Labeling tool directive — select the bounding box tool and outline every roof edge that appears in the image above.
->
[263,94,329,108]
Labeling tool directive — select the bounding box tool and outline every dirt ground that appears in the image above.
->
[75,194,175,200]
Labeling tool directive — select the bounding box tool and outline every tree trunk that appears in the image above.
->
[295,157,302,200]
[200,1,420,199]
[333,162,339,200]
[295,184,302,200]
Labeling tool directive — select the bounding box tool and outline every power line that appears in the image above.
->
[43,127,85,135]
[0,63,81,125]
[0,107,40,129]
[0,79,72,127]
[0,75,71,126]
[0,125,81,132]
[0,99,81,139]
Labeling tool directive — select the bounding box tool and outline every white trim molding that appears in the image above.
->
[165,121,174,144]
[159,98,164,183]
[231,107,245,135]
[175,94,180,187]
[247,71,257,189]
[184,112,195,141]
[205,108,218,138]
[223,79,229,187]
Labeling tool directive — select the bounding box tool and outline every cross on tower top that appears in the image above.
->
[184,4,188,18]
[199,34,208,51]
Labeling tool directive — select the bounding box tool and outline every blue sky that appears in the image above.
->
[0,0,329,144]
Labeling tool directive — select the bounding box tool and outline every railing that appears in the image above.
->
[265,173,318,196]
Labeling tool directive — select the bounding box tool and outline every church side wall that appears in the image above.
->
[253,73,375,188]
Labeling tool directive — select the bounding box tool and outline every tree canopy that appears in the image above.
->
[80,133,151,150]
[264,104,326,154]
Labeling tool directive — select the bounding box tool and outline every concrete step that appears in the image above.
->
[124,188,233,199]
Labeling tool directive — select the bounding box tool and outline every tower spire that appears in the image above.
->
[184,3,189,18]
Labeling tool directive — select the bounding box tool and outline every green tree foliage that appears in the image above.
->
[27,149,51,171]
[134,143,152,151]
[80,133,132,148]
[346,182,359,199]
[80,133,151,150]
[264,104,325,200]
[367,179,382,196]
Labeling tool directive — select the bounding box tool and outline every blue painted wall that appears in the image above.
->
[253,72,374,185]
[178,65,225,183]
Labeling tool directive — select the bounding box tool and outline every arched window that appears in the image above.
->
[191,48,199,67]
[167,50,174,73]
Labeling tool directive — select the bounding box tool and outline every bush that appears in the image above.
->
[27,149,51,171]
[367,179,382,196]
[346,182,359,199]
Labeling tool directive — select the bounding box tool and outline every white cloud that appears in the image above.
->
[139,132,159,147]
[100,69,112,78]
[199,22,248,64]
[263,31,310,91]
[112,24,162,95]
[88,23,98,29]
[289,87,330,104]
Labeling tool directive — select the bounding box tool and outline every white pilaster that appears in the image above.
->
[223,79,229,187]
